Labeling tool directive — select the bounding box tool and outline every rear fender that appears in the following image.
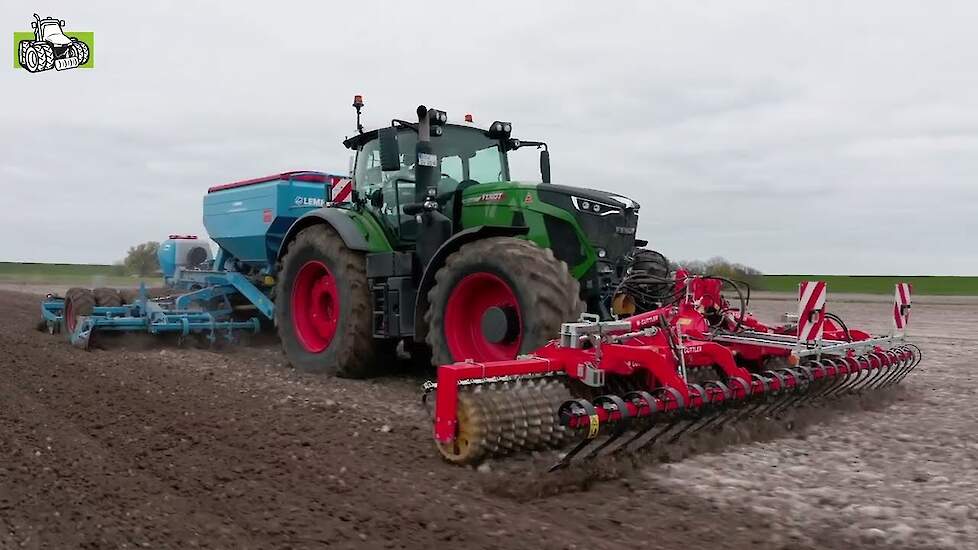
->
[276,207,391,265]
[414,225,529,341]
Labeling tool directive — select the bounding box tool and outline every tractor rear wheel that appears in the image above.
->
[425,237,584,366]
[18,41,29,66]
[63,288,95,340]
[32,43,54,72]
[22,45,40,72]
[276,225,389,377]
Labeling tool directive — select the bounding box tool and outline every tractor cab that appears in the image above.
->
[343,102,549,248]
[32,15,72,46]
[348,124,510,242]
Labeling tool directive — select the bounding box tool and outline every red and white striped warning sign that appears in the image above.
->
[797,280,827,344]
[892,283,912,333]
[329,176,353,203]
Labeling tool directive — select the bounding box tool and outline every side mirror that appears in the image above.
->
[60,20,66,27]
[378,127,401,172]
[540,149,551,183]
[369,188,384,208]
[31,22,37,29]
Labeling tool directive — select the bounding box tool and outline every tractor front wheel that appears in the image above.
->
[425,237,584,366]
[276,225,390,377]
[29,43,54,72]
[70,39,90,65]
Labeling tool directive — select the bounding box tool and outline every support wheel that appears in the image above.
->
[276,225,392,377]
[63,288,95,340]
[425,237,584,366]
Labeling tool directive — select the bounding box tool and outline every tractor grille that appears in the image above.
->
[537,186,638,269]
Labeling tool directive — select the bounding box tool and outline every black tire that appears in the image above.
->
[424,237,584,366]
[23,45,40,72]
[33,43,54,72]
[276,224,390,378]
[18,40,30,67]
[63,288,95,340]
[93,288,122,307]
[70,39,90,65]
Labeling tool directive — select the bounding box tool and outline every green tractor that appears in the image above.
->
[275,98,669,376]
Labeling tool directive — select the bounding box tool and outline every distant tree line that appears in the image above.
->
[120,241,161,277]
[675,256,764,288]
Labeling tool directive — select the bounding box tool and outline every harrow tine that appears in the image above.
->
[794,359,837,407]
[821,358,858,399]
[892,344,923,385]
[755,370,791,418]
[617,388,687,454]
[854,353,889,394]
[606,391,660,455]
[721,373,770,426]
[620,388,688,453]
[766,366,813,417]
[837,358,877,396]
[663,384,708,443]
[876,349,907,390]
[839,356,872,395]
[576,395,632,461]
[666,414,707,444]
[549,399,600,472]
[688,380,732,435]
[625,416,684,453]
[890,346,917,384]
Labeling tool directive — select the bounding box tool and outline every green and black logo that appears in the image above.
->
[14,14,93,72]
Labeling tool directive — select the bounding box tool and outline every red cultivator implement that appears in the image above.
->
[428,273,920,468]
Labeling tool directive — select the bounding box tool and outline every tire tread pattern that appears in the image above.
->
[276,225,386,378]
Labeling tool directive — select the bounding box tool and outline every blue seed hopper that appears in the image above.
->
[41,171,347,348]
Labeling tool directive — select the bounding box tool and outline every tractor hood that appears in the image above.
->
[45,32,72,46]
[537,183,640,213]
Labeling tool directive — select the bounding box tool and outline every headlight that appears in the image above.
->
[571,196,621,216]
[597,248,607,258]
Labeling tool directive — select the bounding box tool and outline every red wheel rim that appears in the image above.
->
[291,260,339,353]
[444,272,522,361]
[65,300,75,333]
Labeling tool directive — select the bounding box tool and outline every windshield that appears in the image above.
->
[356,125,508,198]
[39,22,63,39]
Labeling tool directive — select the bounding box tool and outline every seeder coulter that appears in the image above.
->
[429,275,920,468]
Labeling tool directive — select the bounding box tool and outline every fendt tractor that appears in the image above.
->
[276,98,671,376]
[41,98,919,468]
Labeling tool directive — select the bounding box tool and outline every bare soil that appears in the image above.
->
[0,288,973,549]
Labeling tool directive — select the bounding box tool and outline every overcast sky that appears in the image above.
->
[2,1,976,274]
